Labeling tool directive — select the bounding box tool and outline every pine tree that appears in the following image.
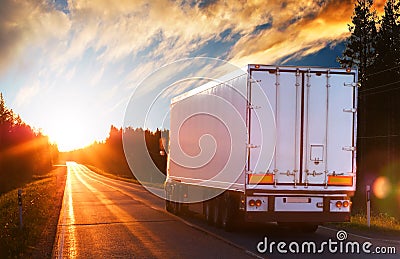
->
[0,93,9,123]
[375,0,400,79]
[340,1,400,219]
[337,1,378,214]
[373,0,400,198]
[338,0,378,87]
[0,93,12,149]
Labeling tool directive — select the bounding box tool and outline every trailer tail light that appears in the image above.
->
[249,199,256,207]
[248,174,274,184]
[330,199,351,212]
[248,199,263,207]
[327,175,353,186]
[247,197,268,211]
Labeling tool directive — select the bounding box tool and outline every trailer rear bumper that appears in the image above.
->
[245,211,350,223]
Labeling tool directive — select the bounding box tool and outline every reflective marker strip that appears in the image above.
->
[327,175,353,186]
[248,174,274,184]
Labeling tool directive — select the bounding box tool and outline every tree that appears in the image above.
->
[338,0,378,87]
[0,92,57,193]
[0,93,12,125]
[0,93,12,150]
[339,1,400,219]
[374,0,400,80]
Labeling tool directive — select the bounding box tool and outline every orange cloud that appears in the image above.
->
[229,0,355,66]
[373,0,387,15]
[0,0,69,74]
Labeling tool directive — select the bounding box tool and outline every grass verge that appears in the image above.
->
[0,166,67,258]
[332,213,400,238]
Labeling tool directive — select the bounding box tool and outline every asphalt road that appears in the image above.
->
[52,162,254,258]
[53,162,399,258]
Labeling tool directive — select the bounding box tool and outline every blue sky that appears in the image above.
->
[0,0,385,151]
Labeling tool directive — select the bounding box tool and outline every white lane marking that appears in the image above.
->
[55,162,78,259]
[319,225,400,244]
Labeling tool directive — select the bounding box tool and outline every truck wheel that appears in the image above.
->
[204,200,213,225]
[165,200,172,213]
[212,197,222,227]
[171,201,181,215]
[221,194,235,231]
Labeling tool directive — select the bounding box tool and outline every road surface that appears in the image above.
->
[53,162,399,258]
[52,162,254,258]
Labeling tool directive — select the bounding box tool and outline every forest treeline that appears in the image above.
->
[64,126,168,182]
[0,93,58,194]
[338,0,400,217]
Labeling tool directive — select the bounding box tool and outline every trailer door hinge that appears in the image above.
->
[247,144,260,149]
[342,146,356,151]
[249,79,261,84]
[344,82,360,87]
[307,170,323,177]
[247,105,261,109]
[343,108,357,113]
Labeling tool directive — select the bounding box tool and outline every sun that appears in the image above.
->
[48,123,91,152]
[40,104,102,152]
[33,85,110,152]
[46,114,93,152]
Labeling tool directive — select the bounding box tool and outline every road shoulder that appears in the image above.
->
[28,165,67,258]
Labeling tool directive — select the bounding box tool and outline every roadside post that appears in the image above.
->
[366,185,370,228]
[18,189,23,229]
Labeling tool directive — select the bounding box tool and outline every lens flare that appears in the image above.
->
[372,176,392,199]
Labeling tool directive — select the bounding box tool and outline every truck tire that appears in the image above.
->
[220,193,235,231]
[171,201,182,215]
[165,199,173,213]
[204,200,214,225]
[212,197,222,227]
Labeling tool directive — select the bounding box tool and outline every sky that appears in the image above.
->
[0,0,386,151]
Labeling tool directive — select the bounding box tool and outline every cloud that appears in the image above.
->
[229,0,355,66]
[0,0,70,74]
[15,81,40,107]
[71,0,354,69]
[1,0,358,78]
[373,0,387,14]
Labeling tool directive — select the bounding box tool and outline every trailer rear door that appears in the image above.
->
[248,67,357,187]
[303,70,356,185]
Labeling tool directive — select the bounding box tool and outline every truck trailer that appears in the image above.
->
[165,64,358,232]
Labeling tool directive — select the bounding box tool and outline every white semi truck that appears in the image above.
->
[165,64,358,232]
